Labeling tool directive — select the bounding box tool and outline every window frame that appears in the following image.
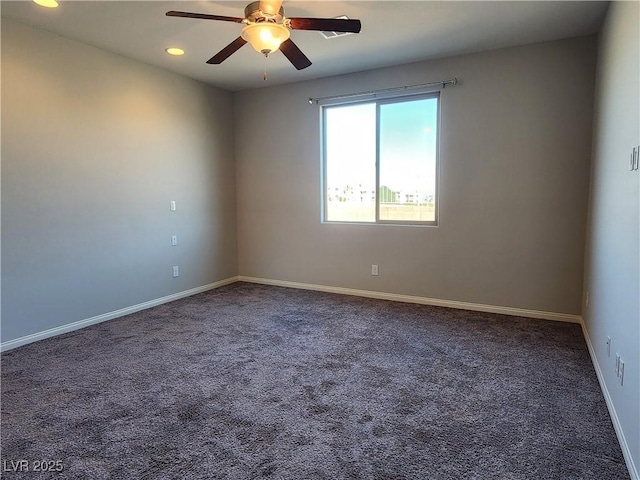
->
[321,91,441,227]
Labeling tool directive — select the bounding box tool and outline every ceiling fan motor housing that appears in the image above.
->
[244,1,285,23]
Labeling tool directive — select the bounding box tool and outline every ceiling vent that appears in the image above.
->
[319,16,355,39]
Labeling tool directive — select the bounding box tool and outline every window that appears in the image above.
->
[322,93,439,225]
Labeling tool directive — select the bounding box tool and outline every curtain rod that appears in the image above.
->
[308,77,458,105]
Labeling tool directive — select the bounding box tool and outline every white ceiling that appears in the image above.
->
[1,1,609,91]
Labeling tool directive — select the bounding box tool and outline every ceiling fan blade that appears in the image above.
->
[279,39,312,70]
[166,11,244,23]
[259,0,283,16]
[288,17,362,34]
[207,37,248,64]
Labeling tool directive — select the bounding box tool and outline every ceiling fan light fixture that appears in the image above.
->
[241,23,290,55]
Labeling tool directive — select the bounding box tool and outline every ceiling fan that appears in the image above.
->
[166,0,362,71]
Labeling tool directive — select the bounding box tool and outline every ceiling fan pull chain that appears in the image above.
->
[263,55,268,80]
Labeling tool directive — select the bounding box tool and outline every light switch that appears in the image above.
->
[170,200,176,211]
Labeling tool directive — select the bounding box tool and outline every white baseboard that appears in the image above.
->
[581,320,639,480]
[3,275,580,354]
[236,276,582,324]
[0,276,239,352]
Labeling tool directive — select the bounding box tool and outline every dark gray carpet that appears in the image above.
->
[1,282,629,479]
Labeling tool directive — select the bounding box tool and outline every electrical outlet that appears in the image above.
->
[585,291,589,308]
[172,266,179,277]
[606,336,611,357]
[170,200,176,211]
[371,264,379,276]
[171,235,178,246]
[619,360,625,386]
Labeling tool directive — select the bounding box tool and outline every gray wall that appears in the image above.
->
[1,19,238,342]
[584,1,639,473]
[234,36,596,315]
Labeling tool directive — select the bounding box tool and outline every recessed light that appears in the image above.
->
[165,47,185,56]
[33,0,59,8]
